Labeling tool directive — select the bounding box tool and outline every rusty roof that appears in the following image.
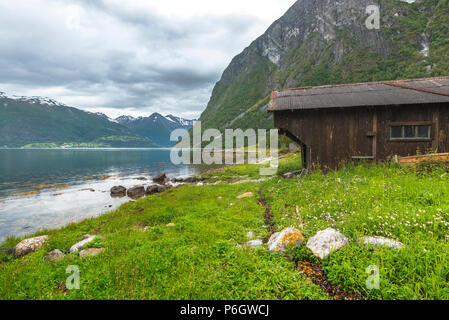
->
[268,76,449,111]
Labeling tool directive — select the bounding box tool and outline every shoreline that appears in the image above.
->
[0,152,283,244]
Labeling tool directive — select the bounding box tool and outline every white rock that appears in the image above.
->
[360,236,404,250]
[268,227,305,252]
[236,239,263,248]
[306,228,349,259]
[69,236,97,253]
[246,231,254,238]
[246,240,263,248]
[14,235,49,258]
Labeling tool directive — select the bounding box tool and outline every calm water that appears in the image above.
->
[0,148,209,242]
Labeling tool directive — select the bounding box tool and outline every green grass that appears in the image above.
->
[202,152,301,182]
[0,153,326,300]
[263,161,449,300]
[2,154,449,300]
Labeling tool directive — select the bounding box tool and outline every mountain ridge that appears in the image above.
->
[115,112,195,147]
[0,93,195,148]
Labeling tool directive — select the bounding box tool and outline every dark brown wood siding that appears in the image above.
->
[274,103,449,169]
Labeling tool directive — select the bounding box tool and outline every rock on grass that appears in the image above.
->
[79,248,106,257]
[237,192,254,199]
[236,239,264,248]
[44,249,65,262]
[306,228,349,259]
[14,235,48,258]
[359,236,404,250]
[69,235,97,253]
[268,227,305,252]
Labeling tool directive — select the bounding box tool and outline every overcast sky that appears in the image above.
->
[0,0,296,119]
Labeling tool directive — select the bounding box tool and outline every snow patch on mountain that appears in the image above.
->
[165,114,196,126]
[0,91,69,108]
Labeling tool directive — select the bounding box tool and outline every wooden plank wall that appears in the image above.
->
[274,103,449,169]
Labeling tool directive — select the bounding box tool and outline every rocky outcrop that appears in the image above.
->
[306,228,349,259]
[14,235,48,258]
[268,227,304,252]
[359,236,404,250]
[44,249,65,262]
[127,186,146,199]
[110,186,126,197]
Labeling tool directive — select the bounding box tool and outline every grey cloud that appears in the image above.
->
[0,0,295,118]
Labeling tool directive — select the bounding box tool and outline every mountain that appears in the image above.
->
[115,113,195,147]
[198,0,449,133]
[0,93,156,148]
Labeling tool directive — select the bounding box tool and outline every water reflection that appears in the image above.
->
[0,148,218,241]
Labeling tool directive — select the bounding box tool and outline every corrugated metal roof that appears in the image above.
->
[268,76,449,111]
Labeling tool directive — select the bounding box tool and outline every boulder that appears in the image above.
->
[359,236,404,250]
[153,173,168,184]
[79,248,105,257]
[306,228,349,259]
[127,186,146,199]
[14,235,49,258]
[44,249,65,262]
[237,192,254,199]
[110,186,126,197]
[69,235,97,253]
[145,184,170,195]
[268,227,305,252]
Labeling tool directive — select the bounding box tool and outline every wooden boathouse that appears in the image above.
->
[268,76,449,169]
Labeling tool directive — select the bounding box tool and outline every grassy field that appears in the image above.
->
[1,153,449,300]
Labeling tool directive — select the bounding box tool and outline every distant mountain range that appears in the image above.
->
[0,92,195,148]
[115,113,195,147]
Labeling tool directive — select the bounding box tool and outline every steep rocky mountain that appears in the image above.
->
[0,93,156,148]
[199,0,449,132]
[115,113,195,147]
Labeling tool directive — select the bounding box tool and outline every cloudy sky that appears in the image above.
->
[0,0,296,119]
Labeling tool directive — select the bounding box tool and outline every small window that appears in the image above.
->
[390,125,431,140]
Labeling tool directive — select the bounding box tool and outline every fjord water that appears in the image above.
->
[0,148,203,242]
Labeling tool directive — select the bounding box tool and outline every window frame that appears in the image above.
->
[388,121,433,142]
